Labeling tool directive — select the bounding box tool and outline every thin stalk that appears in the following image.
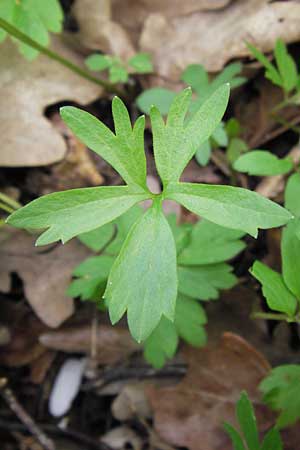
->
[0,202,14,214]
[0,18,125,97]
[251,311,291,322]
[0,192,21,210]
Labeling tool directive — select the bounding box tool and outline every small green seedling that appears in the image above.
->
[250,172,300,321]
[224,391,282,450]
[7,85,292,342]
[248,39,298,96]
[260,364,300,428]
[69,209,245,367]
[137,62,246,165]
[0,0,63,59]
[86,52,153,84]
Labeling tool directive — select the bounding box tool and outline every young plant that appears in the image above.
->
[86,52,153,84]
[250,172,300,322]
[137,62,246,165]
[6,85,292,343]
[0,0,63,59]
[233,150,294,176]
[69,209,245,368]
[224,391,283,450]
[248,39,298,96]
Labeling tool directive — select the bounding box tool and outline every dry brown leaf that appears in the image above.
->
[147,333,273,450]
[139,0,300,79]
[101,426,143,450]
[0,38,102,167]
[112,383,151,421]
[72,0,135,59]
[0,230,90,327]
[39,323,139,365]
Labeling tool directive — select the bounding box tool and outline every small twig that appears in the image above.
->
[0,418,112,450]
[82,363,187,391]
[0,378,55,450]
[0,18,125,98]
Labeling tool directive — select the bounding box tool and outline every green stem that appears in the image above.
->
[0,192,21,210]
[271,91,300,114]
[0,202,14,214]
[251,311,290,321]
[0,18,125,97]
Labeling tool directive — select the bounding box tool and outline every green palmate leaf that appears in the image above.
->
[260,429,282,450]
[233,151,293,176]
[178,219,245,265]
[6,186,148,246]
[85,54,112,72]
[128,52,153,73]
[67,255,114,301]
[227,137,248,165]
[136,87,176,115]
[165,182,292,238]
[143,316,178,369]
[60,100,148,190]
[212,122,228,147]
[285,172,300,217]
[281,218,300,299]
[260,364,300,428]
[223,423,246,450]
[27,0,63,33]
[195,140,211,166]
[0,0,14,42]
[109,61,128,83]
[178,263,237,300]
[250,261,297,316]
[274,39,298,93]
[105,201,177,342]
[150,84,230,185]
[167,214,192,254]
[236,392,260,450]
[247,42,282,88]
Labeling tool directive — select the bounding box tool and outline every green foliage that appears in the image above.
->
[234,151,293,176]
[7,88,292,342]
[86,52,153,83]
[250,172,300,319]
[137,62,246,166]
[260,365,300,428]
[0,0,63,59]
[224,391,283,450]
[247,39,298,95]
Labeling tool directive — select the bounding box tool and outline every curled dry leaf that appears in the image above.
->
[39,324,139,365]
[0,38,102,167]
[0,230,90,327]
[147,332,273,450]
[112,383,152,421]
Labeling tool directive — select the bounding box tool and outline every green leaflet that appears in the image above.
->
[6,186,148,246]
[178,219,245,265]
[128,52,153,73]
[236,392,260,450]
[281,219,300,299]
[105,201,177,342]
[60,99,148,190]
[150,84,230,185]
[178,264,237,300]
[250,261,297,317]
[234,151,293,176]
[260,364,300,428]
[0,0,63,59]
[144,295,207,368]
[165,182,292,238]
[285,172,300,217]
[225,391,282,450]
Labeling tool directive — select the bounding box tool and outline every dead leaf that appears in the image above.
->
[147,333,273,450]
[141,0,300,78]
[0,230,90,327]
[26,112,104,196]
[72,0,135,60]
[0,37,102,167]
[39,323,139,365]
[101,426,143,450]
[112,383,151,421]
[30,351,56,384]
